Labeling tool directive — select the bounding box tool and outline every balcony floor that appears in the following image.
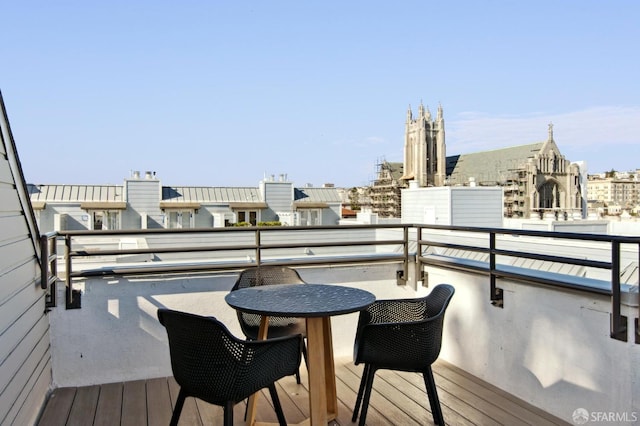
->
[37,358,569,426]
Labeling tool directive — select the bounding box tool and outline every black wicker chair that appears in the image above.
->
[231,266,308,383]
[157,308,302,426]
[351,284,455,426]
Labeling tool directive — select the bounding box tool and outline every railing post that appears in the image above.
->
[417,226,426,283]
[610,241,627,341]
[65,234,81,309]
[255,228,261,267]
[397,226,409,285]
[40,234,49,290]
[490,232,504,307]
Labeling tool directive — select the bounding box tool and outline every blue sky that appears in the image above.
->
[3,1,639,187]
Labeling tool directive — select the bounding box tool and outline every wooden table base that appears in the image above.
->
[246,316,337,425]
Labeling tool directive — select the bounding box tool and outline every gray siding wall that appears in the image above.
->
[261,181,293,222]
[1,96,51,426]
[450,187,503,227]
[402,187,503,227]
[36,203,92,231]
[124,179,162,229]
[401,187,452,225]
[321,204,341,225]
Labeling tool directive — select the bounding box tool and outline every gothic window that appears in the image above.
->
[538,182,559,209]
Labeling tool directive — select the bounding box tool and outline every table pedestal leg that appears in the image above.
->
[246,316,270,426]
[306,317,337,425]
[247,316,337,426]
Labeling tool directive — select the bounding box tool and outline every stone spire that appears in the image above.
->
[548,122,554,141]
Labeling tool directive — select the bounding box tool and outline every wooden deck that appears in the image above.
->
[37,358,569,426]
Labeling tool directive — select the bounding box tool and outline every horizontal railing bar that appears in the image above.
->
[67,255,405,278]
[260,240,406,249]
[419,241,612,270]
[419,255,612,296]
[492,248,611,269]
[58,223,410,237]
[68,239,405,258]
[69,245,257,257]
[417,223,640,243]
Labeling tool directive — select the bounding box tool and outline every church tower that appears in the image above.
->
[402,101,446,187]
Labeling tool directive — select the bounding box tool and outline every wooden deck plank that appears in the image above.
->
[389,366,509,426]
[146,377,173,426]
[440,361,570,426]
[120,380,146,426]
[340,362,424,425]
[36,359,570,426]
[334,363,398,426]
[93,382,122,426]
[167,376,206,425]
[274,375,308,424]
[66,385,99,426]
[375,367,488,426]
[37,387,76,426]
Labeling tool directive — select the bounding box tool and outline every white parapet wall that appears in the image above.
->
[48,261,638,423]
[48,263,408,388]
[426,265,639,423]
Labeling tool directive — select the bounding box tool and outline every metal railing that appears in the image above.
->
[416,224,640,343]
[40,223,639,343]
[57,224,410,309]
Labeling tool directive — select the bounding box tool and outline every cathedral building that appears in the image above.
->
[401,102,447,187]
[369,102,585,219]
[445,124,584,219]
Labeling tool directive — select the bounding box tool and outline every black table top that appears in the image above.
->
[225,283,376,317]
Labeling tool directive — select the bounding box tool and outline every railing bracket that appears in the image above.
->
[66,287,82,310]
[609,313,627,341]
[491,287,504,308]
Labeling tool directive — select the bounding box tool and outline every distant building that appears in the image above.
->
[28,172,343,232]
[587,171,640,216]
[368,102,585,219]
[369,161,404,218]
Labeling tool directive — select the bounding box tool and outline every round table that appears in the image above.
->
[225,283,375,426]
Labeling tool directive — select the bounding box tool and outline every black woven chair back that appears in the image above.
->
[355,283,455,372]
[157,308,301,405]
[231,266,306,338]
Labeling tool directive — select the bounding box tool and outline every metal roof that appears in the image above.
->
[27,184,341,205]
[446,143,544,185]
[27,184,123,202]
[294,187,342,203]
[162,187,262,204]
